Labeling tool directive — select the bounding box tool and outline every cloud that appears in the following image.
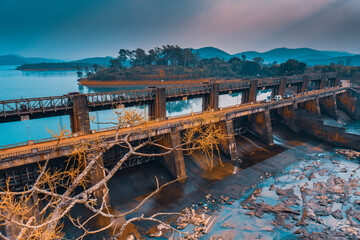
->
[0,0,359,58]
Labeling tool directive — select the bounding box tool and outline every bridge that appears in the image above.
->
[1,72,360,194]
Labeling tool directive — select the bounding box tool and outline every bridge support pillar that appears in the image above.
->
[301,75,309,93]
[304,98,321,119]
[248,109,274,145]
[335,72,341,87]
[70,94,91,135]
[248,80,258,103]
[337,90,360,120]
[87,154,110,207]
[202,83,219,111]
[320,75,326,89]
[278,77,286,96]
[149,87,166,120]
[278,104,300,133]
[158,130,186,181]
[319,95,338,119]
[219,120,240,161]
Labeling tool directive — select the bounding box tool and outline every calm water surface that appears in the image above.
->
[0,66,345,146]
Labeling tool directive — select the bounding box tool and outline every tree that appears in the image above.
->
[252,57,264,65]
[241,61,261,76]
[92,64,99,73]
[278,59,306,76]
[241,54,246,62]
[0,106,227,239]
[76,65,83,79]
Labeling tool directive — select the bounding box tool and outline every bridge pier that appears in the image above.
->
[320,75,326,89]
[319,95,338,119]
[301,75,309,93]
[218,120,241,161]
[303,98,321,119]
[149,87,166,120]
[203,83,219,111]
[336,90,360,120]
[70,94,91,135]
[86,154,110,207]
[157,130,186,181]
[278,77,286,96]
[248,109,274,145]
[278,104,300,133]
[248,80,258,103]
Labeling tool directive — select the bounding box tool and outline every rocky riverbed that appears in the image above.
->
[205,150,360,239]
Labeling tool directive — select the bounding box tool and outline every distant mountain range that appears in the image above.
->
[194,47,358,66]
[2,47,359,68]
[0,54,113,67]
[0,54,62,65]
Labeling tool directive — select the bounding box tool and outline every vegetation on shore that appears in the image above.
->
[16,62,96,71]
[81,45,360,83]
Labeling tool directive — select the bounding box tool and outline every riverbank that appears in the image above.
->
[78,78,212,86]
[18,68,80,71]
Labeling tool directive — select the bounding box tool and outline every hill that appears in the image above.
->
[194,47,233,60]
[0,54,62,65]
[15,56,113,70]
[304,55,360,66]
[234,48,354,64]
[74,57,113,66]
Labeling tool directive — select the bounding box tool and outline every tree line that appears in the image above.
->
[80,45,360,81]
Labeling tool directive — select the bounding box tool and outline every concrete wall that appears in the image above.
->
[247,109,274,145]
[295,110,360,151]
[337,89,360,120]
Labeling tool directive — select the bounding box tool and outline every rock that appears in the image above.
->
[206,194,212,200]
[227,200,235,205]
[353,192,360,196]
[317,169,329,176]
[308,171,316,180]
[269,184,275,191]
[332,209,344,219]
[126,235,135,240]
[340,168,347,173]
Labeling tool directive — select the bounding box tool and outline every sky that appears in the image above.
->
[1,0,360,59]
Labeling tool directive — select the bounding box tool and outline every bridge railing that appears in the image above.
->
[286,76,304,84]
[326,72,337,78]
[308,74,322,81]
[0,95,72,118]
[86,88,155,107]
[165,84,211,98]
[219,80,250,92]
[258,78,282,87]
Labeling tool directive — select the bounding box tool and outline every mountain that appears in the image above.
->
[0,54,62,65]
[194,47,233,60]
[74,56,113,66]
[234,48,354,64]
[304,55,360,66]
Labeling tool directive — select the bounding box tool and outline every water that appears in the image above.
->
[345,120,360,135]
[0,66,252,145]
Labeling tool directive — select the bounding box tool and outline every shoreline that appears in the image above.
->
[78,78,212,86]
[17,68,79,71]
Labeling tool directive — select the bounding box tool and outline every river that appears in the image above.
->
[1,66,360,239]
[0,65,272,146]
